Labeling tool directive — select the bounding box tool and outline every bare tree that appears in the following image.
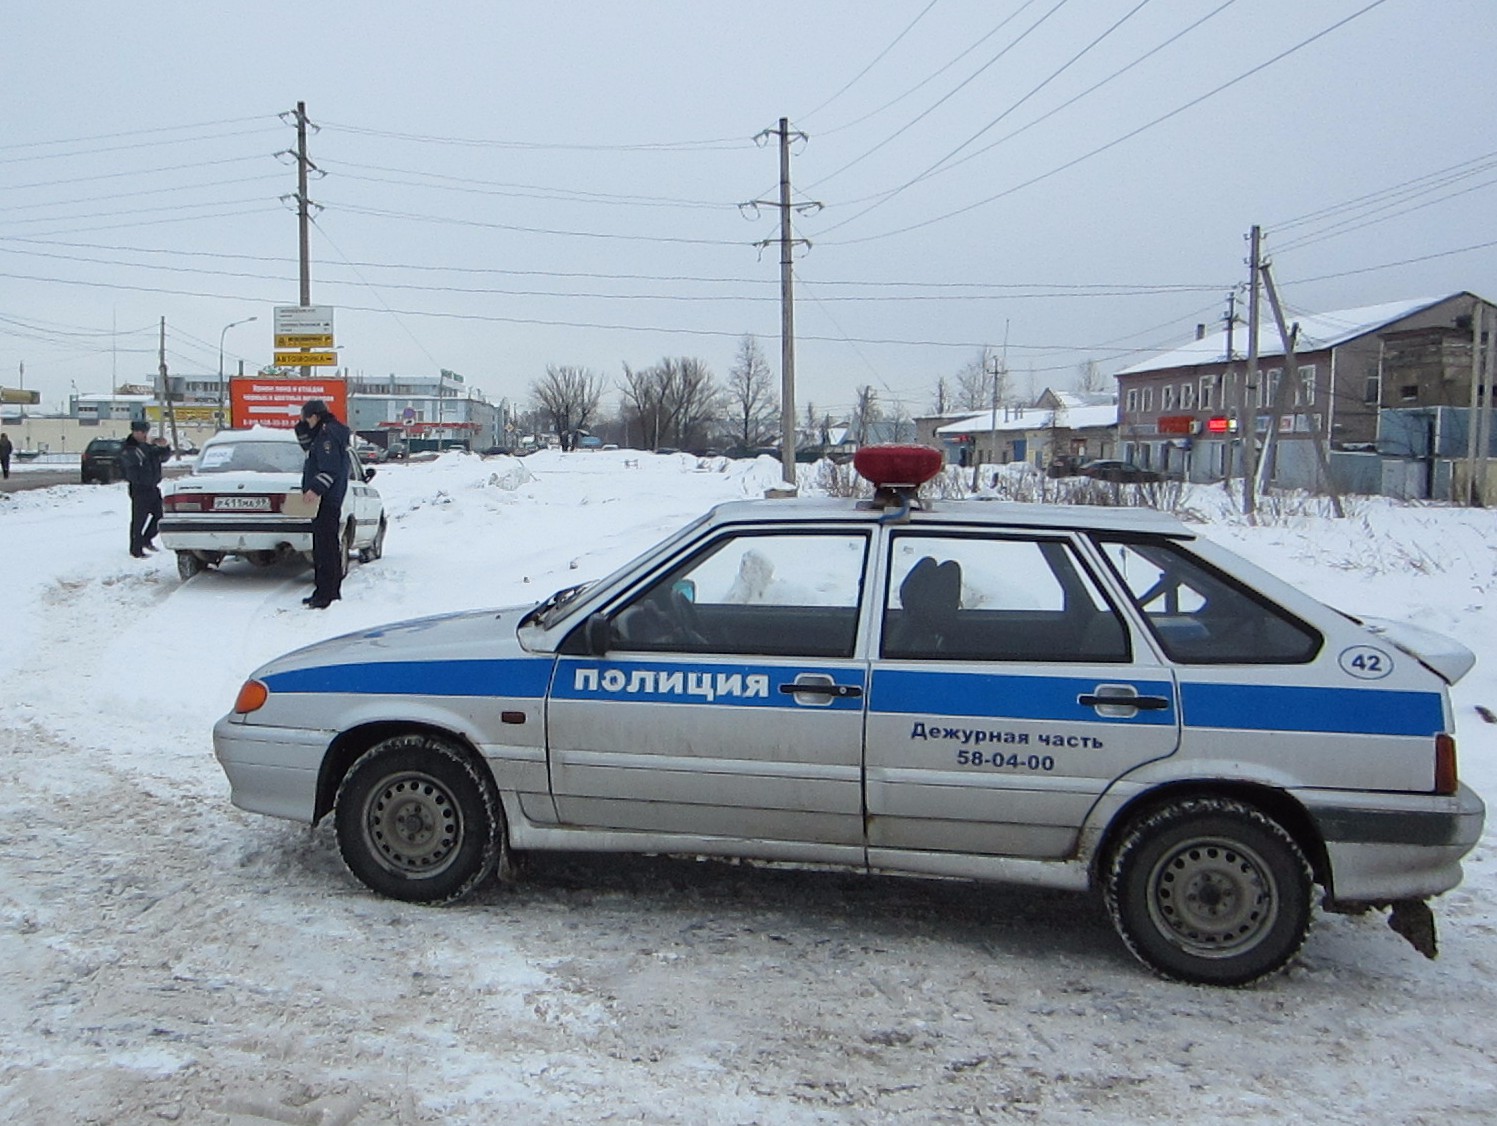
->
[531,365,604,450]
[725,334,777,447]
[852,385,882,446]
[619,356,722,450]
[1077,359,1106,394]
[930,377,953,415]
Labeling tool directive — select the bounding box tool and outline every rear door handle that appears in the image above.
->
[1078,689,1171,712]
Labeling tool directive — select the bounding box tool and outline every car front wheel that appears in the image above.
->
[334,735,503,904]
[1104,797,1312,986]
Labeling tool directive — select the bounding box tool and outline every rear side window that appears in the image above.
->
[1095,538,1320,664]
[882,533,1130,663]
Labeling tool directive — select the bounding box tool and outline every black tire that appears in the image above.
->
[340,521,355,578]
[334,734,503,904]
[176,551,205,581]
[360,517,386,563]
[1104,797,1312,986]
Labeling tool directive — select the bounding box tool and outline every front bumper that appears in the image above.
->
[213,713,330,823]
[1297,783,1486,901]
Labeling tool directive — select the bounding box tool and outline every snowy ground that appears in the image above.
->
[1,449,1495,1125]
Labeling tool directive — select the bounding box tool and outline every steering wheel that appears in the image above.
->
[668,587,711,648]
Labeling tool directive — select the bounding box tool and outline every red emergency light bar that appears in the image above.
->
[853,444,943,490]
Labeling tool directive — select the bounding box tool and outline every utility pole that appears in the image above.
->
[1242,225,1262,517]
[749,118,819,488]
[977,350,1005,490]
[280,101,321,380]
[1464,306,1483,504]
[159,317,180,452]
[1474,306,1494,505]
[1221,291,1237,493]
[1259,261,1344,517]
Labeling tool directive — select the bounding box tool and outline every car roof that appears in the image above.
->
[202,426,302,448]
[700,496,1194,537]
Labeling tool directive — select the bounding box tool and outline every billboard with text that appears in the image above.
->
[229,377,348,430]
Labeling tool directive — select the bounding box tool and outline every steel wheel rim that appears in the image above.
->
[362,771,463,877]
[1145,835,1278,959]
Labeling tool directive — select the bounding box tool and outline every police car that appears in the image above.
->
[213,445,1484,985]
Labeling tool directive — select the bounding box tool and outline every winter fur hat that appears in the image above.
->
[301,399,328,420]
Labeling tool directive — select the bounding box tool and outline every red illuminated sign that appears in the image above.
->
[1157,415,1195,436]
[1205,416,1233,434]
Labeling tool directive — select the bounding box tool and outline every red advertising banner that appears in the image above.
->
[229,377,348,430]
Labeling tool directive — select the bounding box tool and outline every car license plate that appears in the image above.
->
[213,496,271,511]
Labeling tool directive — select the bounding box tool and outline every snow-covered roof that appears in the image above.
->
[936,402,1117,436]
[1116,296,1452,376]
[1047,390,1116,410]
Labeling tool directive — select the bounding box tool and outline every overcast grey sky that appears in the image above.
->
[3,0,1494,422]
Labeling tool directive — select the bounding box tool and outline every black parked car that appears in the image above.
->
[81,437,126,484]
[1080,458,1162,484]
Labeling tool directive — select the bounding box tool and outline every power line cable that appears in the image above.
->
[805,0,1071,191]
[815,0,1156,234]
[827,0,1392,246]
[809,2,1042,140]
[798,0,941,122]
[318,119,751,152]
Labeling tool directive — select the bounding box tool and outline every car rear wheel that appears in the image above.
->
[1104,797,1312,986]
[334,735,503,904]
[176,551,206,581]
[360,516,387,563]
[340,521,355,577]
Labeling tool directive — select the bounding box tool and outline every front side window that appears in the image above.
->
[611,531,868,657]
[1095,538,1320,664]
[882,534,1130,662]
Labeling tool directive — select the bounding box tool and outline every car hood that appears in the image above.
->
[251,604,541,681]
[1359,616,1476,685]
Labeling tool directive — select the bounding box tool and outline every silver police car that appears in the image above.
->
[214,446,1484,985]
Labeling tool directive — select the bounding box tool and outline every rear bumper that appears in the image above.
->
[1297,783,1485,901]
[159,518,312,554]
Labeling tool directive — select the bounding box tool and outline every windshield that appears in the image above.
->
[196,440,305,475]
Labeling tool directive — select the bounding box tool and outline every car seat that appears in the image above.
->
[889,557,962,656]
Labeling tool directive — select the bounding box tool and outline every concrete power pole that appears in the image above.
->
[281,101,320,380]
[749,119,819,488]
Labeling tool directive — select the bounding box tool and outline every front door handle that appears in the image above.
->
[779,677,863,699]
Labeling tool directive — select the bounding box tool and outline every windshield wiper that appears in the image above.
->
[518,581,593,628]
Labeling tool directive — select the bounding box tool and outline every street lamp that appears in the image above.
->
[217,316,258,429]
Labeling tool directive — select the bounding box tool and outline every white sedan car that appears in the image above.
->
[160,426,386,581]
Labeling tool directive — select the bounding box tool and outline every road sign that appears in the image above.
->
[274,333,334,349]
[273,305,335,336]
[229,377,347,429]
[273,351,338,367]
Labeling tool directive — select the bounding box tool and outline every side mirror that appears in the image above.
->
[363,468,377,483]
[584,612,611,656]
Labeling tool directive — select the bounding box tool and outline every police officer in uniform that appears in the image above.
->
[298,399,352,608]
[120,418,172,557]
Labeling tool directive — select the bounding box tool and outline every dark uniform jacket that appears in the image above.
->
[301,416,352,506]
[120,435,171,489]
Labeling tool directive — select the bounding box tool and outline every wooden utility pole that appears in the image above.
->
[1241,226,1262,517]
[1464,305,1483,504]
[1474,307,1495,505]
[750,119,818,488]
[159,317,180,452]
[1259,261,1344,517]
